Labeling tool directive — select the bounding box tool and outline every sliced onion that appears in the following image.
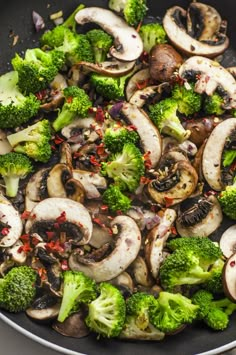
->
[32,11,45,32]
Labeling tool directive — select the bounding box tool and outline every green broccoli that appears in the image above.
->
[102,185,131,213]
[149,291,199,333]
[0,71,40,128]
[192,289,236,330]
[120,315,165,340]
[57,271,97,323]
[160,237,223,290]
[52,86,92,132]
[12,48,65,94]
[126,292,156,330]
[0,152,33,197]
[171,82,202,116]
[90,72,131,100]
[149,98,191,142]
[139,23,167,53]
[7,119,52,163]
[103,124,139,153]
[86,282,126,338]
[203,259,225,294]
[101,143,145,192]
[109,0,148,27]
[0,266,37,312]
[86,29,113,63]
[218,180,236,220]
[222,150,236,168]
[203,93,225,116]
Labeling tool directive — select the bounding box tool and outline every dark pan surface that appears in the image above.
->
[0,1,236,354]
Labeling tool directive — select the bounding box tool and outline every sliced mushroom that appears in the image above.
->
[5,240,27,264]
[0,130,12,155]
[0,195,23,247]
[75,60,135,77]
[176,195,223,237]
[220,225,236,258]
[25,168,50,212]
[69,215,141,282]
[59,142,73,172]
[121,102,162,168]
[202,118,236,191]
[129,83,170,107]
[126,68,151,101]
[130,256,154,287]
[47,164,71,198]
[179,56,236,109]
[73,169,107,199]
[223,253,236,302]
[75,7,143,62]
[25,198,93,246]
[109,271,134,296]
[145,209,176,279]
[162,137,197,157]
[163,6,229,58]
[53,311,90,338]
[40,73,67,112]
[148,160,198,206]
[26,294,61,322]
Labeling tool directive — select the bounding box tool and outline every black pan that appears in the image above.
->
[0,1,236,354]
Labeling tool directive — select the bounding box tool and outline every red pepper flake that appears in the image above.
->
[136,79,149,90]
[1,227,10,236]
[95,107,105,122]
[230,161,236,172]
[31,236,40,246]
[45,231,55,240]
[45,240,64,253]
[35,89,47,101]
[164,196,174,207]
[73,151,82,159]
[51,145,57,151]
[92,217,105,227]
[66,96,73,104]
[20,234,30,242]
[143,151,152,169]
[54,222,60,229]
[171,226,177,235]
[38,267,47,280]
[61,259,69,271]
[90,155,101,167]
[100,205,109,212]
[126,124,137,131]
[94,128,103,138]
[140,176,151,185]
[56,211,67,224]
[230,261,236,267]
[21,210,32,220]
[18,243,32,254]
[96,143,107,157]
[54,135,64,145]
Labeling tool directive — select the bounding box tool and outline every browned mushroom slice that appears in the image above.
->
[69,215,141,282]
[53,311,90,338]
[47,164,72,198]
[60,142,73,172]
[202,118,236,191]
[176,195,223,238]
[73,169,107,199]
[5,240,27,264]
[220,225,236,258]
[75,60,135,77]
[110,272,134,296]
[40,74,67,112]
[163,6,229,58]
[75,7,143,62]
[26,294,61,322]
[148,160,198,206]
[25,167,50,211]
[126,68,151,101]
[129,83,170,107]
[145,209,176,279]
[0,129,12,154]
[223,253,236,302]
[131,256,154,287]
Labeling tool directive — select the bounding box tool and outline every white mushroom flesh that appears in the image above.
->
[220,225,236,258]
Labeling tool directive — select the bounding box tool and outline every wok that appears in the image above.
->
[0,0,236,354]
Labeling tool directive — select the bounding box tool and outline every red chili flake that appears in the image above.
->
[21,210,32,220]
[38,267,47,280]
[31,236,40,246]
[90,155,101,167]
[100,205,109,212]
[61,259,69,271]
[164,196,174,207]
[56,211,67,224]
[92,217,105,227]
[94,128,103,138]
[95,107,105,122]
[18,243,32,254]
[140,176,151,185]
[230,261,236,267]
[1,227,10,236]
[107,228,113,236]
[45,231,55,240]
[53,222,60,229]
[96,143,106,157]
[66,96,73,104]
[51,145,57,151]
[136,79,149,90]
[54,135,64,145]
[230,161,236,172]
[171,226,177,235]
[46,240,64,253]
[126,124,137,131]
[20,234,30,242]
[73,151,82,159]
[35,89,47,101]
[205,75,210,83]
[144,155,152,170]
[196,74,201,81]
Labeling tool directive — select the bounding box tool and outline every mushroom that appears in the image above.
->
[53,311,90,338]
[5,240,27,264]
[126,68,151,101]
[148,160,198,206]
[163,5,229,58]
[145,208,177,279]
[223,253,236,302]
[73,169,107,199]
[220,225,236,258]
[120,102,162,168]
[109,271,134,296]
[25,197,93,246]
[75,7,143,62]
[129,83,171,107]
[202,118,236,191]
[0,195,23,247]
[59,142,73,172]
[162,137,197,157]
[0,129,12,155]
[40,73,67,112]
[74,60,135,77]
[69,215,141,282]
[25,168,50,212]
[26,294,61,322]
[179,56,236,109]
[119,320,165,341]
[130,256,154,287]
[176,195,223,238]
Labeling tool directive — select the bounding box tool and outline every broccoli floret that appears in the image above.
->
[149,98,191,142]
[86,282,126,338]
[203,259,225,294]
[160,238,223,290]
[0,152,33,197]
[52,86,92,132]
[57,271,97,323]
[171,82,202,116]
[101,143,145,192]
[103,124,139,153]
[139,23,167,53]
[149,291,199,333]
[203,93,225,116]
[222,150,236,168]
[86,29,113,63]
[7,119,52,163]
[102,185,131,213]
[120,316,165,340]
[109,0,148,27]
[12,48,65,95]
[126,292,156,330]
[192,289,236,331]
[218,181,236,220]
[0,266,37,312]
[0,71,40,128]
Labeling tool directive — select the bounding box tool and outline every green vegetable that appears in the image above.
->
[102,185,131,213]
[218,180,236,220]
[0,152,33,197]
[90,72,130,100]
[0,71,40,128]
[86,29,113,63]
[172,82,202,116]
[139,23,167,53]
[203,93,225,116]
[0,266,37,313]
[57,271,97,323]
[103,125,139,153]
[86,282,126,338]
[7,119,52,163]
[108,0,148,27]
[126,292,156,330]
[222,150,236,167]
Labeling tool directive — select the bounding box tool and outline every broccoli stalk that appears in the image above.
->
[0,152,33,197]
[108,0,148,27]
[0,71,40,128]
[62,4,85,32]
[171,82,202,116]
[86,282,126,338]
[57,271,97,323]
[101,143,145,192]
[7,119,52,163]
[52,86,92,132]
[86,29,113,63]
[103,124,139,153]
[0,266,37,312]
[102,185,131,213]
[203,92,225,116]
[149,98,191,142]
[139,23,167,53]
[149,292,199,333]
